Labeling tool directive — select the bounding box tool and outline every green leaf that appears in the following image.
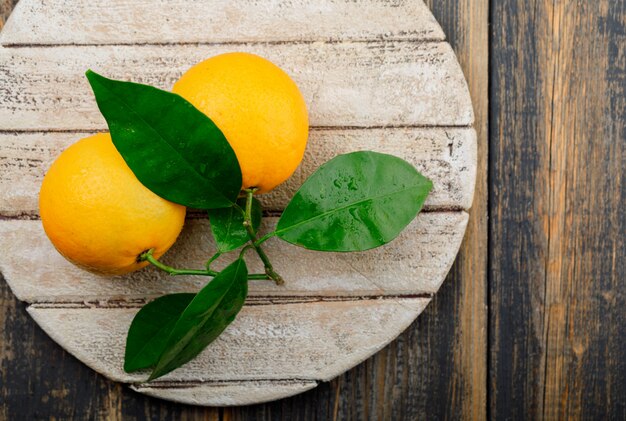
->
[208,197,262,253]
[149,258,248,380]
[148,272,248,379]
[124,293,195,373]
[86,70,242,209]
[275,151,432,251]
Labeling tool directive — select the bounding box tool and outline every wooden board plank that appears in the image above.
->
[490,0,626,420]
[0,213,468,302]
[0,0,444,46]
[266,127,476,211]
[131,381,318,407]
[0,128,476,215]
[0,42,474,130]
[27,298,430,383]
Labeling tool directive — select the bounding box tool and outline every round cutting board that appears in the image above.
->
[0,0,476,406]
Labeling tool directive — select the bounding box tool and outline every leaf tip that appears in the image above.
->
[147,369,163,382]
[85,69,103,92]
[85,69,107,89]
[85,68,96,80]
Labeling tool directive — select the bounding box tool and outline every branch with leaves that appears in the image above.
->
[87,70,432,381]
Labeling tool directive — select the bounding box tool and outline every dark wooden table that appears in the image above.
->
[1,1,623,419]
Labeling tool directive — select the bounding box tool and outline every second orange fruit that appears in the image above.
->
[173,52,309,194]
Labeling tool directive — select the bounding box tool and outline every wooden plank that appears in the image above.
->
[428,1,489,420]
[0,0,444,46]
[132,381,318,407]
[0,213,468,302]
[0,128,476,215]
[490,0,626,420]
[0,42,474,130]
[266,127,476,211]
[27,298,430,383]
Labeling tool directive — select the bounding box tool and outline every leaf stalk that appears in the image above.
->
[139,249,269,280]
[242,189,284,285]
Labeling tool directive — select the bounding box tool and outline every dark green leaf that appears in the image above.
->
[208,197,262,253]
[275,151,432,251]
[86,70,242,209]
[149,258,248,380]
[147,270,248,379]
[124,293,195,373]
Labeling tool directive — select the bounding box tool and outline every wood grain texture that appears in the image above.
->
[0,0,488,418]
[4,0,624,418]
[0,0,444,45]
[131,381,318,407]
[0,128,476,215]
[490,0,626,420]
[424,1,489,420]
[0,42,473,130]
[27,298,429,384]
[0,213,468,301]
[229,1,491,418]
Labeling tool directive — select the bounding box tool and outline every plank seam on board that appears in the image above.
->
[134,379,320,388]
[0,125,475,133]
[0,208,468,220]
[27,294,434,309]
[1,38,446,48]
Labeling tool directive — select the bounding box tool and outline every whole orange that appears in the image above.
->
[173,52,309,193]
[39,133,186,275]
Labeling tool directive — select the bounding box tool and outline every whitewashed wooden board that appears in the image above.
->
[0,0,476,406]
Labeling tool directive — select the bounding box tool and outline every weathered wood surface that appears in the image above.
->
[28,298,429,383]
[0,128,476,216]
[0,0,490,418]
[0,214,468,301]
[430,2,488,420]
[0,0,444,45]
[490,1,626,420]
[0,42,473,130]
[131,381,319,408]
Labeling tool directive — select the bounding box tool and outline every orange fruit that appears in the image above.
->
[39,133,186,275]
[173,52,309,194]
